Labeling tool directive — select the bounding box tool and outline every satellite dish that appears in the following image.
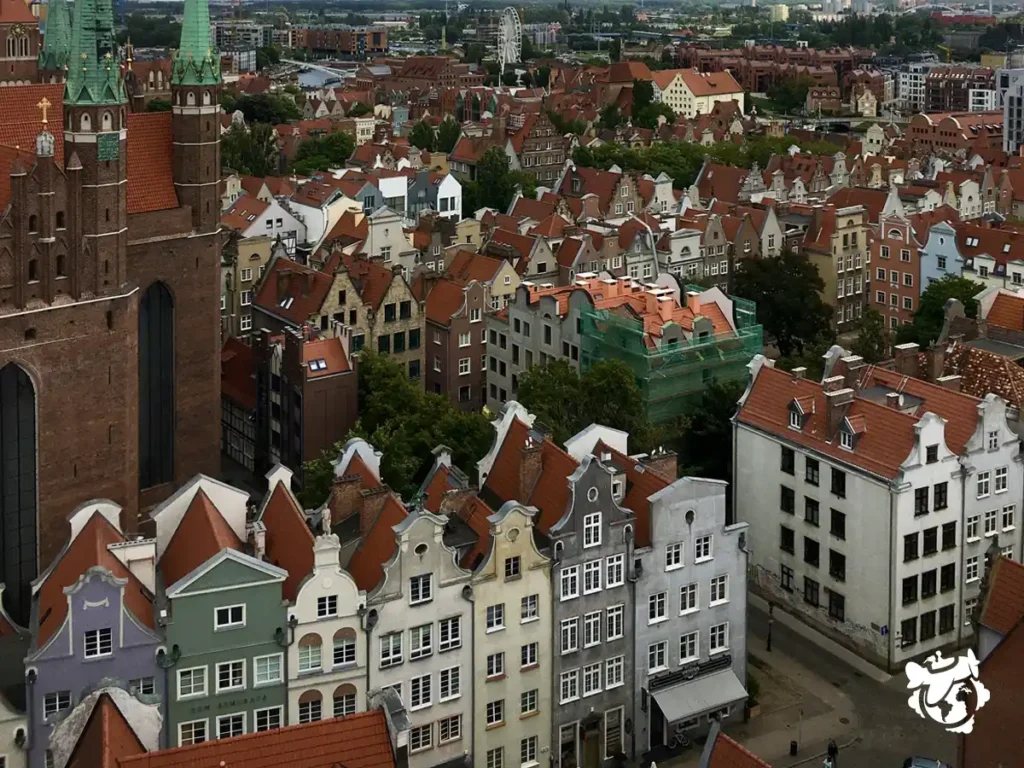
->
[497,7,522,75]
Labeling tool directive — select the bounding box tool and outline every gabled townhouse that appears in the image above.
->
[506,110,566,184]
[954,221,1024,291]
[363,206,420,278]
[734,348,1022,672]
[638,172,677,216]
[870,192,922,330]
[556,233,626,284]
[49,686,162,768]
[710,202,783,259]
[486,228,559,284]
[222,194,306,255]
[916,216,963,291]
[656,226,703,279]
[617,216,662,283]
[151,476,289,746]
[935,172,983,221]
[222,233,273,339]
[408,212,457,269]
[26,502,162,765]
[801,204,869,330]
[555,166,646,220]
[446,249,521,310]
[417,276,489,410]
[289,182,362,260]
[406,169,462,220]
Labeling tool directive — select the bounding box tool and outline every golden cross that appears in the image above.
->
[36,97,51,125]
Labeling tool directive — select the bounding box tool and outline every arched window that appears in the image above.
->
[203,90,211,106]
[186,91,196,106]
[297,633,323,673]
[101,111,112,131]
[139,282,174,488]
[333,684,357,718]
[148,70,154,84]
[80,113,91,132]
[5,38,14,57]
[19,37,27,57]
[298,690,323,724]
[333,627,356,668]
[0,363,37,625]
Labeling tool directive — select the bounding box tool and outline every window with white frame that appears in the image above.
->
[606,605,624,640]
[240,290,252,306]
[648,641,667,672]
[333,634,355,666]
[680,582,698,614]
[486,604,505,631]
[410,674,432,710]
[666,542,683,569]
[410,723,432,753]
[521,594,539,622]
[504,556,521,579]
[177,668,206,699]
[1003,504,1016,530]
[561,617,579,654]
[648,592,667,623]
[487,652,505,678]
[410,624,432,660]
[583,560,602,593]
[583,512,601,547]
[240,315,252,332]
[966,556,980,582]
[317,595,338,618]
[583,663,602,696]
[254,654,282,686]
[217,713,245,740]
[560,670,579,703]
[521,688,538,715]
[129,677,155,695]
[215,605,245,630]
[43,691,71,719]
[710,575,729,605]
[967,515,980,540]
[471,308,482,322]
[583,611,601,647]
[84,628,113,658]
[977,471,991,498]
[439,665,461,701]
[606,554,625,587]
[380,632,403,667]
[178,719,207,746]
[487,748,504,768]
[410,574,432,604]
[255,707,282,732]
[985,509,998,536]
[439,616,461,650]
[710,622,729,653]
[216,660,245,693]
[458,332,471,347]
[521,642,539,668]
[995,466,1008,493]
[522,735,538,767]
[695,535,713,562]
[560,566,580,600]
[439,714,461,744]
[334,691,356,717]
[486,699,505,725]
[606,656,624,688]
[298,638,322,673]
[458,357,471,375]
[988,430,999,450]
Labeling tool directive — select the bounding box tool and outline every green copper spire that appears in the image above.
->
[64,0,125,105]
[39,0,72,73]
[173,0,220,86]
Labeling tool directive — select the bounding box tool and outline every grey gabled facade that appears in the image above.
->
[550,455,636,767]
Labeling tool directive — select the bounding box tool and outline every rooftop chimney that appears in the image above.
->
[936,374,961,392]
[248,520,267,561]
[886,392,902,409]
[825,387,855,439]
[925,344,946,382]
[838,354,865,392]
[822,374,846,393]
[893,342,920,378]
[686,290,701,314]
[658,296,674,323]
[791,366,807,381]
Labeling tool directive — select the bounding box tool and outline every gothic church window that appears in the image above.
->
[139,282,174,488]
[101,111,112,131]
[80,113,91,131]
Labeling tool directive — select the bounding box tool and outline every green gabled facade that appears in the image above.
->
[173,0,220,86]
[64,0,125,105]
[39,0,72,73]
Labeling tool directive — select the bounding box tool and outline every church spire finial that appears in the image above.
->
[64,0,125,105]
[173,0,220,86]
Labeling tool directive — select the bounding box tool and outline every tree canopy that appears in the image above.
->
[895,275,984,347]
[733,249,835,358]
[460,147,536,216]
[767,76,814,114]
[221,124,280,177]
[850,307,889,363]
[229,93,301,125]
[145,98,172,113]
[290,132,356,176]
[437,117,462,153]
[409,120,436,152]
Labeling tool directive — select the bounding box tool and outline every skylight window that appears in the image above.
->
[309,359,328,371]
[1004,243,1012,253]
[279,296,294,309]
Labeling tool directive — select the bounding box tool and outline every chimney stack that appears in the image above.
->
[658,296,674,323]
[686,290,701,314]
[838,354,865,392]
[644,446,678,482]
[886,392,901,409]
[822,374,846,393]
[825,387,855,438]
[893,342,920,378]
[790,366,807,381]
[936,374,961,392]
[327,474,364,533]
[925,344,946,382]
[248,521,267,561]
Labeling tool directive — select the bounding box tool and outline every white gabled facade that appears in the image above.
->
[287,535,368,724]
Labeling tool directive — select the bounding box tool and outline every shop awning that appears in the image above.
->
[651,669,748,723]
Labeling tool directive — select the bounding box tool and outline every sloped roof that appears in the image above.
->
[303,336,351,378]
[697,163,748,205]
[979,557,1024,636]
[347,495,408,593]
[425,277,466,325]
[705,727,772,768]
[679,68,743,97]
[341,252,396,310]
[942,343,1024,409]
[986,292,1024,331]
[118,710,395,768]
[67,692,147,768]
[221,195,270,232]
[221,337,256,411]
[126,113,179,214]
[259,480,315,603]
[254,257,333,326]
[159,490,244,589]
[510,196,556,220]
[36,512,155,648]
[447,249,503,285]
[1,0,38,23]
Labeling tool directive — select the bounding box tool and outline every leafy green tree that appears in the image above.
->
[476,147,517,212]
[117,14,180,46]
[256,46,281,71]
[536,66,551,88]
[515,359,582,445]
[501,72,519,87]
[767,76,814,114]
[632,78,654,115]
[221,124,280,176]
[675,379,746,483]
[291,131,356,175]
[850,308,889,363]
[896,275,984,347]
[347,102,373,118]
[549,111,586,136]
[734,249,835,358]
[233,93,300,125]
[145,98,172,113]
[599,104,622,130]
[776,332,835,382]
[520,70,535,88]
[436,117,461,153]
[409,120,436,152]
[221,90,238,114]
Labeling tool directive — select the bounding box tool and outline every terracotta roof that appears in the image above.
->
[425,277,466,325]
[736,364,918,480]
[254,257,333,326]
[828,187,887,222]
[341,252,396,310]
[303,336,351,378]
[68,693,146,768]
[239,176,268,198]
[447,249,503,285]
[325,210,369,244]
[260,481,315,603]
[450,494,493,570]
[1,0,38,23]
[292,182,341,208]
[221,195,270,232]
[942,343,1024,408]
[956,221,1024,268]
[37,512,155,648]
[347,495,408,592]
[678,68,743,97]
[126,113,179,214]
[263,176,295,197]
[159,489,244,589]
[706,729,772,768]
[450,134,495,164]
[221,338,256,411]
[697,163,748,205]
[490,228,536,261]
[0,84,65,208]
[529,213,569,238]
[803,207,837,253]
[118,710,395,768]
[979,556,1024,635]
[556,237,584,269]
[510,196,556,220]
[986,292,1024,331]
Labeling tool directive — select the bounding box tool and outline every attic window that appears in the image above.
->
[279,296,295,309]
[839,431,854,451]
[1004,243,1012,253]
[967,237,979,247]
[309,358,327,371]
[789,410,801,430]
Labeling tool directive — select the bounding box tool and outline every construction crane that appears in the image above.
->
[937,44,953,63]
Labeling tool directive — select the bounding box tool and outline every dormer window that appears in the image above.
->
[789,410,801,429]
[839,431,854,451]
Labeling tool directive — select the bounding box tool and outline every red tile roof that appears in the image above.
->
[706,729,772,768]
[260,481,315,602]
[37,512,154,648]
[1,0,38,23]
[678,68,743,97]
[303,336,351,377]
[254,257,333,326]
[221,195,270,232]
[126,113,179,214]
[447,249,504,285]
[0,84,65,208]
[942,343,1024,409]
[341,253,396,310]
[118,710,395,768]
[979,557,1024,635]
[986,292,1024,331]
[425,277,466,325]
[510,196,556,220]
[68,693,146,768]
[347,495,408,592]
[697,163,748,205]
[221,337,256,411]
[160,490,244,589]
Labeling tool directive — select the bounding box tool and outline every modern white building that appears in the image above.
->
[1000,68,1024,154]
[734,347,1022,672]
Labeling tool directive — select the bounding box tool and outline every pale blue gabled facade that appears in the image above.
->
[919,220,963,292]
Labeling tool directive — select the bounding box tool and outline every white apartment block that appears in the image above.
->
[898,63,936,113]
[734,347,1022,673]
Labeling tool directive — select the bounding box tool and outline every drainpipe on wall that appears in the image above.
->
[275,616,298,724]
[461,584,475,765]
[888,490,896,673]
[625,525,638,761]
[363,607,379,710]
[956,461,970,649]
[23,668,35,756]
[155,643,181,748]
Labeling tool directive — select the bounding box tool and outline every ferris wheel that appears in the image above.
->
[497,7,522,75]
